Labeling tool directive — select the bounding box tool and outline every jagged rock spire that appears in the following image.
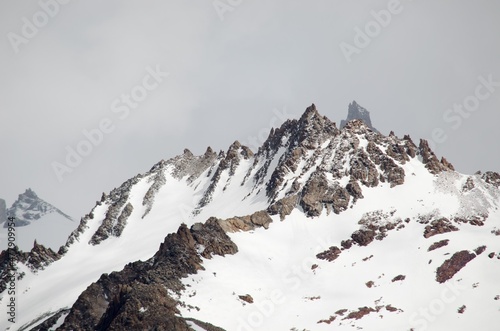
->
[340,101,378,133]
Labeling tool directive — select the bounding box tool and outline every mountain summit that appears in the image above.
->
[340,100,378,132]
[1,104,499,331]
[1,188,75,251]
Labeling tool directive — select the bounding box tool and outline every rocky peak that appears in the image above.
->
[7,188,72,227]
[418,139,455,174]
[59,219,236,330]
[340,100,378,133]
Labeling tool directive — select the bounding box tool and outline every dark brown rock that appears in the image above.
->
[60,220,234,330]
[238,294,254,304]
[428,239,450,252]
[474,245,486,255]
[424,218,458,238]
[344,307,376,320]
[391,274,406,282]
[351,229,376,246]
[316,246,342,262]
[418,139,454,174]
[436,250,476,283]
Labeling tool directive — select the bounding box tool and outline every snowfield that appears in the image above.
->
[2,108,499,331]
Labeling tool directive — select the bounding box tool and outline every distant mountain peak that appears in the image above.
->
[340,100,378,132]
[7,188,73,227]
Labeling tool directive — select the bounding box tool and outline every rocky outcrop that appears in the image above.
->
[351,229,376,246]
[238,294,254,304]
[340,101,378,132]
[428,239,450,251]
[436,250,476,283]
[350,148,380,187]
[218,211,273,233]
[59,219,234,330]
[263,104,340,200]
[418,140,454,174]
[300,172,350,217]
[423,218,458,238]
[90,175,142,245]
[391,275,406,282]
[24,241,61,270]
[0,242,62,294]
[316,246,342,262]
[480,171,500,188]
[268,195,299,221]
[197,141,253,210]
[346,180,363,202]
[462,177,475,192]
[142,166,167,218]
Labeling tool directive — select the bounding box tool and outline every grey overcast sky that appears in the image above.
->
[1,0,499,218]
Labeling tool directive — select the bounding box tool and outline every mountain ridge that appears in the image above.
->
[1,103,499,331]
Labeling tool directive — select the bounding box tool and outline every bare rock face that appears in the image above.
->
[428,239,450,251]
[300,173,350,217]
[238,294,254,304]
[480,171,500,188]
[90,175,142,245]
[268,195,299,221]
[423,218,459,238]
[340,101,378,133]
[346,180,364,202]
[350,148,380,187]
[59,220,234,330]
[24,241,61,270]
[218,211,273,233]
[351,229,376,246]
[0,242,62,294]
[462,177,475,192]
[418,139,454,174]
[436,250,476,283]
[316,246,342,262]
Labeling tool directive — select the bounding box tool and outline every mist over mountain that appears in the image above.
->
[1,104,499,331]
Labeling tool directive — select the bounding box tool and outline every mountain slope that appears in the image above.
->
[1,104,499,331]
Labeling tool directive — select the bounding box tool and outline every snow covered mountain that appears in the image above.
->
[0,189,76,251]
[1,104,499,331]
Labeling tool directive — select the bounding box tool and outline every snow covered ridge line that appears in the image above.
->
[3,103,500,330]
[3,102,499,276]
[50,219,239,330]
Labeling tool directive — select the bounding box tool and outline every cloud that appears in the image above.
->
[0,0,499,218]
